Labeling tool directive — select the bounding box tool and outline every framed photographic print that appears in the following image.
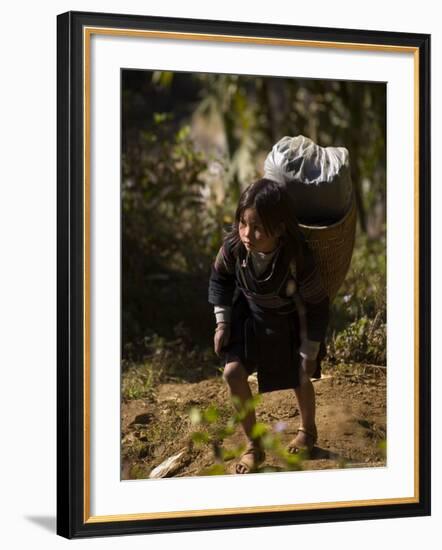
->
[57,10,431,539]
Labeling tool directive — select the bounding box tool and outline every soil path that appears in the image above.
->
[122,365,386,479]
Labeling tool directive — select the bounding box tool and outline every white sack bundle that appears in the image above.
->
[264,135,353,224]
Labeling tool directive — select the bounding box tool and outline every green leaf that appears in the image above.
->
[250,423,269,440]
[203,405,220,424]
[218,426,235,439]
[378,439,387,458]
[189,408,202,425]
[221,448,242,461]
[153,112,170,124]
[245,394,262,411]
[261,433,280,450]
[200,464,226,476]
[226,418,237,430]
[191,431,210,445]
[231,395,242,409]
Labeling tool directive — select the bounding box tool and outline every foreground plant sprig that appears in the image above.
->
[188,397,304,475]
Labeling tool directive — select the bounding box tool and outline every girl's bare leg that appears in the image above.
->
[291,370,317,452]
[223,361,256,440]
[223,361,264,473]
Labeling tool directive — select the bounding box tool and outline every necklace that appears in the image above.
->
[241,243,281,283]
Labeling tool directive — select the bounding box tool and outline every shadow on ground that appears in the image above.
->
[25,516,56,533]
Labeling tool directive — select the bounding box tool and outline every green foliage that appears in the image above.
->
[199,464,227,476]
[202,405,220,423]
[195,74,262,197]
[122,362,159,401]
[122,113,234,349]
[332,233,386,325]
[122,328,219,391]
[378,440,387,459]
[188,399,305,475]
[328,315,387,366]
[328,232,386,365]
[191,431,211,445]
[250,422,269,440]
[122,116,213,275]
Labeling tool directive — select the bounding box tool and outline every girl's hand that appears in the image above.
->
[301,356,317,378]
[214,322,231,356]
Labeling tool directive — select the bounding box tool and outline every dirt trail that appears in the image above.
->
[121,366,386,479]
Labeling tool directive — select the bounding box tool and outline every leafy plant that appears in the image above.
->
[122,327,218,390]
[188,398,305,475]
[328,232,386,365]
[328,315,386,366]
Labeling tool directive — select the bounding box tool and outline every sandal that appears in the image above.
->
[235,444,266,474]
[288,425,318,455]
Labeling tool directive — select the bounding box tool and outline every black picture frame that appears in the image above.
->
[57,10,431,539]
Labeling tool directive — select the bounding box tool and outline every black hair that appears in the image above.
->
[225,178,304,263]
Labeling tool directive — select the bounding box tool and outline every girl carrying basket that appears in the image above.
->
[208,136,353,474]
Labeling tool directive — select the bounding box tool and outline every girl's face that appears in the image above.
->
[239,207,282,253]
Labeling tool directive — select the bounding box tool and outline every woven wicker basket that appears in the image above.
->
[299,195,357,300]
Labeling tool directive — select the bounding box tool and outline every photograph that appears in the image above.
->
[56,10,430,538]
[2,0,440,548]
[120,70,387,480]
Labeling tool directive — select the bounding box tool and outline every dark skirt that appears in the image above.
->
[222,291,323,393]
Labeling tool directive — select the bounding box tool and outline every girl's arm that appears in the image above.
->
[208,240,237,308]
